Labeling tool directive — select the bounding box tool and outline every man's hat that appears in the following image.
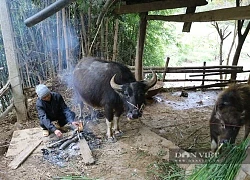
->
[35,84,51,98]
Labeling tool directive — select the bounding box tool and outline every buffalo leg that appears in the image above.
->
[105,119,116,142]
[113,116,123,136]
[106,119,113,138]
[104,105,116,142]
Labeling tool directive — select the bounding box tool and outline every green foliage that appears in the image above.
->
[117,14,139,65]
[147,160,185,180]
[144,10,176,67]
[188,139,249,180]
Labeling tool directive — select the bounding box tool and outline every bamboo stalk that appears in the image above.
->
[189,71,241,77]
[163,79,247,82]
[128,65,243,70]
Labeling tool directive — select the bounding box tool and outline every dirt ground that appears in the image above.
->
[0,79,238,180]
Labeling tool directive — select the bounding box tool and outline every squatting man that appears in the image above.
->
[35,84,80,137]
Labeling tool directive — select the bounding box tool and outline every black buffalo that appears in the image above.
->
[73,57,157,141]
[210,83,250,152]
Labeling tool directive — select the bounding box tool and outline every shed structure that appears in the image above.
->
[113,0,250,80]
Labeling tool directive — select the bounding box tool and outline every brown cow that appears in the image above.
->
[210,83,250,152]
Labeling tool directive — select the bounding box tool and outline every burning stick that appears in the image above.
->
[59,136,79,150]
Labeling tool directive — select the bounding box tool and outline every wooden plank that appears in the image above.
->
[114,0,208,14]
[78,137,95,165]
[182,6,196,32]
[6,128,42,157]
[8,140,42,169]
[147,5,250,22]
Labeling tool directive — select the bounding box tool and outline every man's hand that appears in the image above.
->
[71,121,80,128]
[54,129,63,137]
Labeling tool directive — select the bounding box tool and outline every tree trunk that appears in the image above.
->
[105,18,109,60]
[112,19,119,61]
[62,8,70,70]
[231,0,250,80]
[87,6,91,56]
[219,40,223,79]
[0,0,28,122]
[80,12,87,57]
[57,11,63,73]
[100,20,104,59]
[231,21,250,80]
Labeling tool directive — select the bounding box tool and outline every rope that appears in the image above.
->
[126,101,144,113]
[209,122,244,128]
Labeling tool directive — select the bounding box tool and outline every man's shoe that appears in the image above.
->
[42,130,49,137]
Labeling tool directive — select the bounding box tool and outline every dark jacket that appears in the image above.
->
[36,92,75,132]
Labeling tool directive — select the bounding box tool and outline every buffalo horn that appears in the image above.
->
[110,74,123,90]
[144,71,157,89]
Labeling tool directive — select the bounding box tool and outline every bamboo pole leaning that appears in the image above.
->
[0,80,10,97]
[0,81,14,120]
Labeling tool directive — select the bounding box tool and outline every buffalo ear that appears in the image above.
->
[214,105,221,119]
[215,111,221,120]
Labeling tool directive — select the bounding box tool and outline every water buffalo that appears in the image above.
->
[210,83,250,152]
[73,57,157,141]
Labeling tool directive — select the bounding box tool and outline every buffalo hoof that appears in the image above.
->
[114,130,123,137]
[107,136,117,143]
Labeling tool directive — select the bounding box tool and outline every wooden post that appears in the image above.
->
[201,61,206,87]
[162,57,170,81]
[135,12,148,81]
[182,6,196,32]
[0,0,28,122]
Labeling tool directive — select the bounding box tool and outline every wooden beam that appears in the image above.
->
[147,5,250,22]
[114,0,208,14]
[182,6,196,32]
